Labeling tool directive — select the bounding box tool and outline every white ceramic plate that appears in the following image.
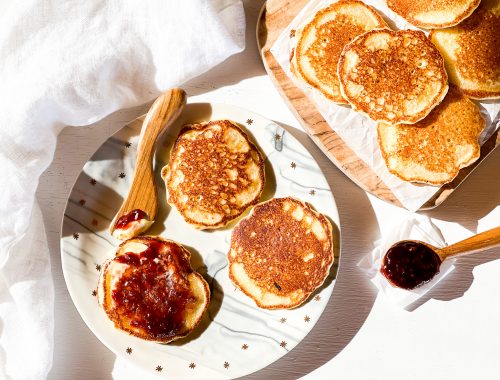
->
[61,103,341,379]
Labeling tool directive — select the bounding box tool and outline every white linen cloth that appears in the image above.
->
[0,1,244,379]
[358,217,455,308]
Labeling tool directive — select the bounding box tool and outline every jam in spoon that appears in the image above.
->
[381,226,500,290]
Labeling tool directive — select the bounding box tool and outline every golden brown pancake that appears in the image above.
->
[430,0,500,99]
[97,236,210,343]
[161,120,265,229]
[377,86,485,185]
[338,29,448,124]
[387,0,481,29]
[290,0,387,103]
[228,197,334,309]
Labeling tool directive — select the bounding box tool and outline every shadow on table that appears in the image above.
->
[421,148,500,233]
[183,0,267,97]
[245,122,380,380]
[407,148,500,310]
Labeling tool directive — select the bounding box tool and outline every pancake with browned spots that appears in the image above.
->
[378,86,484,185]
[97,236,210,343]
[228,197,334,309]
[161,120,265,229]
[430,0,500,99]
[290,0,387,103]
[338,29,448,124]
[387,0,481,29]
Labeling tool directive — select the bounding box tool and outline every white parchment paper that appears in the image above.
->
[358,217,454,308]
[270,0,500,211]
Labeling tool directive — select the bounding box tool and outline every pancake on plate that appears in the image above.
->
[338,29,448,124]
[161,120,265,229]
[386,0,481,29]
[430,0,500,99]
[290,0,387,103]
[228,197,334,309]
[377,86,485,185]
[97,236,210,343]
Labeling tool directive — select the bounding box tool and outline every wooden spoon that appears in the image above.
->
[109,88,186,240]
[381,226,500,290]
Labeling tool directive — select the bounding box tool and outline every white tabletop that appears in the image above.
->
[38,1,500,379]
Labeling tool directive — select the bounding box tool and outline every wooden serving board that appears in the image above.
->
[257,0,500,210]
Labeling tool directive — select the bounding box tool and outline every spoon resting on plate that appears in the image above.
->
[381,226,500,290]
[109,88,186,240]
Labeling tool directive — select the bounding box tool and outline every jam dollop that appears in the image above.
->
[381,241,441,290]
[114,209,148,230]
[112,239,196,340]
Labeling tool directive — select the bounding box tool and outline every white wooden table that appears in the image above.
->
[37,1,500,379]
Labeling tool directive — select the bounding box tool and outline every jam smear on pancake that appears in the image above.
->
[112,239,196,340]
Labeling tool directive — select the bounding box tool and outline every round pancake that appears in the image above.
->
[228,197,334,309]
[97,236,210,343]
[161,120,265,229]
[338,29,448,124]
[290,0,387,103]
[377,86,484,185]
[430,0,500,99]
[387,0,481,29]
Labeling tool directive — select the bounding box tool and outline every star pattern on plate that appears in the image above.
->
[224,362,230,369]
[73,233,79,240]
[274,133,281,141]
[279,317,287,323]
[91,290,97,297]
[309,189,316,196]
[304,315,310,322]
[79,199,86,206]
[290,29,296,38]
[189,363,196,369]
[242,344,248,350]
[126,347,132,355]
[246,119,253,125]
[90,178,97,186]
[280,341,287,348]
[125,142,132,148]
[118,172,126,179]
[155,365,163,372]
[95,264,101,272]
[315,295,321,301]
[290,162,296,169]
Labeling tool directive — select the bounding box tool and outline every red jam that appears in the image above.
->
[114,209,148,230]
[381,241,441,290]
[112,239,196,340]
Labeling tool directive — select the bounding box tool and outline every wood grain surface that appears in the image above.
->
[257,0,500,210]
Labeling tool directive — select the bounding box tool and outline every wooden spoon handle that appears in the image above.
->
[136,88,187,162]
[109,88,186,237]
[438,226,500,261]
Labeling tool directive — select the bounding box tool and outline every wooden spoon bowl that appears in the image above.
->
[381,226,500,289]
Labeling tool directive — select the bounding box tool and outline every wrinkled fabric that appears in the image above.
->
[0,1,245,378]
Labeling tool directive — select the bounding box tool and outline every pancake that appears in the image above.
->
[430,0,500,99]
[387,0,481,29]
[338,29,448,124]
[377,86,485,185]
[97,236,210,343]
[290,0,387,104]
[161,120,265,229]
[228,197,334,309]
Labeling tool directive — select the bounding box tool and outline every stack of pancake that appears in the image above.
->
[290,0,499,185]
